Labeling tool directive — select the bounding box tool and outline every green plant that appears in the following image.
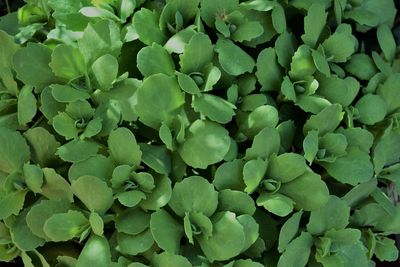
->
[0,0,399,266]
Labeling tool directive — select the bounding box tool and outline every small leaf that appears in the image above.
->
[257,193,294,217]
[355,94,387,125]
[89,212,104,236]
[137,43,175,77]
[267,153,307,183]
[108,127,142,166]
[180,32,213,74]
[91,54,119,90]
[301,3,327,47]
[17,85,37,126]
[243,158,267,194]
[56,139,100,163]
[271,4,286,34]
[256,48,282,91]
[117,230,154,255]
[49,44,86,81]
[76,235,111,267]
[44,210,88,242]
[278,211,303,253]
[377,24,396,62]
[133,8,166,45]
[192,94,236,124]
[277,232,313,267]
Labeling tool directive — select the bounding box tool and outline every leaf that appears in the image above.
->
[243,158,267,194]
[10,209,45,251]
[278,211,303,253]
[24,127,59,167]
[0,127,30,174]
[215,39,255,76]
[117,190,146,208]
[345,54,377,80]
[280,170,329,211]
[377,73,400,113]
[152,252,191,267]
[271,4,286,34]
[200,0,239,26]
[108,127,142,166]
[140,144,171,174]
[307,196,350,235]
[68,155,114,182]
[317,75,360,107]
[17,85,37,126]
[275,32,297,69]
[117,230,154,255]
[377,24,396,62]
[0,190,27,220]
[237,214,259,251]
[374,236,399,262]
[26,199,70,240]
[78,20,122,64]
[115,208,150,235]
[89,212,104,236]
[52,112,80,140]
[178,120,231,169]
[150,209,183,254]
[303,130,319,164]
[277,232,313,267]
[180,32,214,74]
[44,210,88,242]
[76,235,111,267]
[257,193,294,217]
[355,94,387,125]
[192,94,236,124]
[218,189,256,215]
[169,176,218,217]
[41,168,74,202]
[13,43,57,89]
[256,48,282,91]
[56,139,100,163]
[136,74,185,129]
[176,72,201,95]
[137,43,175,77]
[51,84,90,103]
[303,104,343,136]
[288,45,316,80]
[49,44,86,81]
[267,153,307,183]
[312,49,330,77]
[240,105,279,138]
[23,163,43,193]
[198,211,245,262]
[245,127,280,160]
[91,54,119,90]
[301,3,327,47]
[213,159,246,191]
[71,175,114,214]
[322,24,356,63]
[133,8,166,45]
[140,174,172,210]
[320,147,373,186]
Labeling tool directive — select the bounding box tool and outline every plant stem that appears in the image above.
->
[5,0,11,14]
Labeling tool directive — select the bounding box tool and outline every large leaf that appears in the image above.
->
[108,127,142,166]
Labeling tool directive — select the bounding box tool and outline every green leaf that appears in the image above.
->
[0,190,27,220]
[76,235,111,267]
[278,211,303,253]
[322,24,356,63]
[0,127,30,173]
[180,32,213,74]
[377,24,396,62]
[49,44,86,81]
[164,26,197,54]
[78,20,122,64]
[267,153,307,183]
[41,168,74,202]
[275,32,297,69]
[303,104,343,136]
[192,94,236,124]
[243,158,267,194]
[271,4,286,34]
[10,209,45,251]
[280,170,329,211]
[257,193,294,217]
[140,144,171,174]
[117,190,146,208]
[91,54,119,90]
[136,74,185,129]
[245,127,280,160]
[140,174,172,210]
[51,84,90,103]
[256,48,282,91]
[71,175,113,213]
[56,139,100,163]
[150,209,183,254]
[52,112,79,140]
[152,252,191,267]
[198,211,245,262]
[200,0,239,26]
[288,45,316,80]
[137,43,175,77]
[159,123,174,150]
[377,74,400,113]
[237,214,259,251]
[312,49,330,76]
[169,176,218,217]
[133,8,166,45]
[320,147,373,186]
[213,159,246,191]
[215,39,255,76]
[117,230,154,255]
[23,163,43,193]
[317,76,359,107]
[303,130,319,164]
[26,199,70,240]
[301,3,327,48]
[108,127,142,166]
[345,54,377,80]
[68,155,115,182]
[307,196,350,235]
[44,210,88,242]
[277,232,313,267]
[17,85,37,126]
[218,189,256,215]
[176,72,201,95]
[178,120,231,169]
[374,236,399,262]
[89,212,104,236]
[240,105,279,138]
[13,43,57,89]
[115,208,150,235]
[355,94,387,125]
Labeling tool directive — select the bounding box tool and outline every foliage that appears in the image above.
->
[0,0,400,266]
